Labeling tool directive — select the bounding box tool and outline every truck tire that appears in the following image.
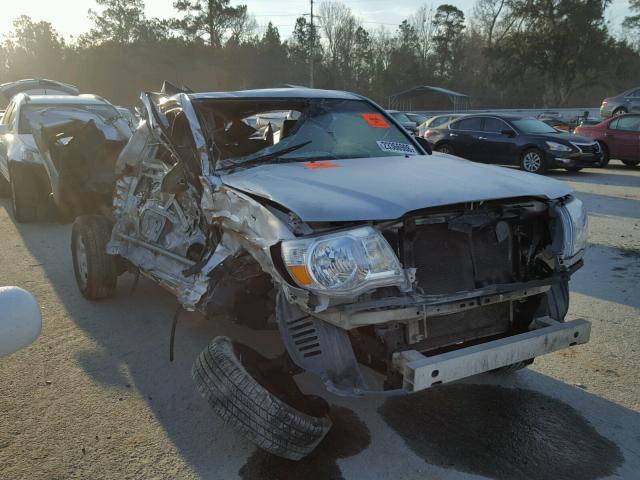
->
[192,336,332,460]
[494,281,569,373]
[621,160,639,167]
[10,166,39,223]
[71,215,117,300]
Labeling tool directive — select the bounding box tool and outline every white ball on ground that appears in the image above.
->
[0,286,42,357]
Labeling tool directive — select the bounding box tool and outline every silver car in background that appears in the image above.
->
[600,86,640,118]
[0,94,131,221]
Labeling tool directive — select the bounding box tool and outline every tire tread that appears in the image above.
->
[192,336,331,460]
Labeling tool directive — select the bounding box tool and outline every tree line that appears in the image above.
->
[1,0,639,110]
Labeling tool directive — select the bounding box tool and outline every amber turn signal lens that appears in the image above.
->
[288,265,313,286]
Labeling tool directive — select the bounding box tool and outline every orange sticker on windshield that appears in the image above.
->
[304,161,339,169]
[361,113,390,128]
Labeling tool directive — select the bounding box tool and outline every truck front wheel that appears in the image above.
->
[71,215,118,300]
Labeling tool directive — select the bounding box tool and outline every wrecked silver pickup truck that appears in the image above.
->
[70,86,590,460]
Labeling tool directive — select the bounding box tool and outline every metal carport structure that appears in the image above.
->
[388,85,470,112]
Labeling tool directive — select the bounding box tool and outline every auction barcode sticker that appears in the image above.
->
[376,141,418,155]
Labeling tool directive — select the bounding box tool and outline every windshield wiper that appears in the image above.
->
[285,153,368,161]
[224,141,312,170]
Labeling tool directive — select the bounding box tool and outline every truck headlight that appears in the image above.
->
[281,226,404,295]
[558,197,588,260]
[546,141,572,152]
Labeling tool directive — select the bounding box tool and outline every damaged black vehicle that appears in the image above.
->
[70,86,591,460]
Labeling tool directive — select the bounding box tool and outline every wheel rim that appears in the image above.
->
[523,152,542,172]
[75,237,89,289]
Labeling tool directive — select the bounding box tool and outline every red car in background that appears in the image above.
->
[574,114,640,168]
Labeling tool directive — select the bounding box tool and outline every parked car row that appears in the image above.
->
[423,114,603,173]
[383,85,640,173]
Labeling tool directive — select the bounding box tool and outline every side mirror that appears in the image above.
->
[501,129,516,137]
[414,136,432,154]
[0,287,42,357]
[0,124,9,135]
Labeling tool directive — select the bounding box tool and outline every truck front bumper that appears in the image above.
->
[392,317,591,392]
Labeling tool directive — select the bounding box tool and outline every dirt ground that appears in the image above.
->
[1,162,639,480]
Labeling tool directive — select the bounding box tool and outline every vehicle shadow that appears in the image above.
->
[3,200,640,480]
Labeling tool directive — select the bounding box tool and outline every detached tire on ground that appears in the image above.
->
[71,215,117,300]
[493,281,569,373]
[192,336,332,460]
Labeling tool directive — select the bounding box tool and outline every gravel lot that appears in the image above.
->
[1,161,639,480]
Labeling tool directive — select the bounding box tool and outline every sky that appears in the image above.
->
[0,0,633,41]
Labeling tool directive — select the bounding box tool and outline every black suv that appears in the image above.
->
[425,114,602,173]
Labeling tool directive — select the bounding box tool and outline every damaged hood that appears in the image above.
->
[220,154,573,222]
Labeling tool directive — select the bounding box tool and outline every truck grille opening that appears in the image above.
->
[412,222,513,295]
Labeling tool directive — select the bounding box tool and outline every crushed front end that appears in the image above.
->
[270,196,589,395]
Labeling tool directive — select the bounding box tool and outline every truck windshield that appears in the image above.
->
[206,99,422,170]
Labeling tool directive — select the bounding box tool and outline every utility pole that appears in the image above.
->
[309,0,315,88]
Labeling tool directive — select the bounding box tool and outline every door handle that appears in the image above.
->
[477,136,487,140]
[450,133,458,137]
